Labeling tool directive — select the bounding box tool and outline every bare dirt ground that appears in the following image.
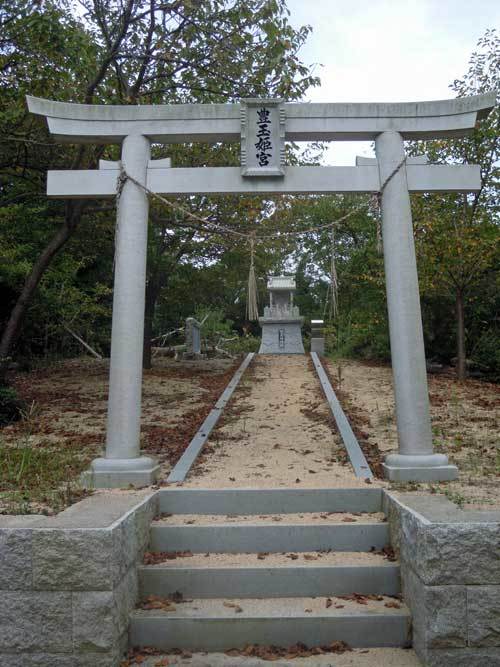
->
[183,355,381,489]
[332,358,500,509]
[0,356,235,514]
[2,352,498,514]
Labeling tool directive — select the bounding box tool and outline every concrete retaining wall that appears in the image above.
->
[383,491,500,667]
[0,491,157,667]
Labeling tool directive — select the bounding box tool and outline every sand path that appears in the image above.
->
[183,354,383,489]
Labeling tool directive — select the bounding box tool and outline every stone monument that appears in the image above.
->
[310,319,325,354]
[184,317,202,358]
[259,276,304,354]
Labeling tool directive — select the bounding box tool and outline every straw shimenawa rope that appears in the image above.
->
[117,159,406,321]
[246,233,259,322]
[118,164,371,241]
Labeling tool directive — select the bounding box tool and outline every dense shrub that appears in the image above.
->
[0,386,25,426]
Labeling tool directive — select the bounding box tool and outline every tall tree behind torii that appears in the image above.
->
[410,29,499,380]
[0,0,319,379]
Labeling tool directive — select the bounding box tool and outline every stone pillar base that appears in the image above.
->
[82,456,160,488]
[383,453,458,482]
[181,352,207,360]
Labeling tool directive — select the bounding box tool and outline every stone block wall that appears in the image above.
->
[383,491,500,667]
[0,491,157,667]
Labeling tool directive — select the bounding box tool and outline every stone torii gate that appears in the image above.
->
[27,93,495,486]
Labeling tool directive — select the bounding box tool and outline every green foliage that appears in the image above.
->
[0,400,92,514]
[0,441,90,514]
[226,335,261,354]
[1,0,321,369]
[195,306,235,341]
[0,386,25,425]
[471,329,500,379]
[408,28,499,376]
[191,306,260,354]
[330,311,390,361]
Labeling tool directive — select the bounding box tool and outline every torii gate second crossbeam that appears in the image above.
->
[27,93,496,486]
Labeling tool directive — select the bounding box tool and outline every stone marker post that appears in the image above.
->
[375,130,457,481]
[184,317,202,357]
[310,319,325,355]
[89,135,159,487]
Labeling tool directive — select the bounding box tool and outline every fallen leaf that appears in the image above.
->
[224,640,351,660]
[140,595,176,612]
[169,591,184,603]
[143,550,193,565]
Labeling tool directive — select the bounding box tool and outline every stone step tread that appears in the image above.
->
[157,487,383,515]
[133,595,409,619]
[141,551,396,568]
[139,554,401,599]
[131,648,422,666]
[153,512,386,526]
[150,522,389,554]
[130,596,410,650]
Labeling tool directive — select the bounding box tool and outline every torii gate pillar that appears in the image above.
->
[376,131,457,481]
[89,135,160,487]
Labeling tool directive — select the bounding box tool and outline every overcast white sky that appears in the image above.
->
[285,0,499,165]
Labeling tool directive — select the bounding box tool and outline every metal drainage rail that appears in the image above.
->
[310,352,373,479]
[167,353,255,483]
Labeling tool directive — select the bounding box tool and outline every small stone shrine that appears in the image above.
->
[258,275,304,354]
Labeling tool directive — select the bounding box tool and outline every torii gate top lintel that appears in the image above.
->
[26,92,496,144]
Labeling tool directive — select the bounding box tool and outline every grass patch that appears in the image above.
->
[0,441,92,515]
[0,403,94,515]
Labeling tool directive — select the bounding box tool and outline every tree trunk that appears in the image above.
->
[455,289,467,381]
[0,202,83,383]
[142,275,162,370]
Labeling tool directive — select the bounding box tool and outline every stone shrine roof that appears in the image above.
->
[267,275,296,291]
